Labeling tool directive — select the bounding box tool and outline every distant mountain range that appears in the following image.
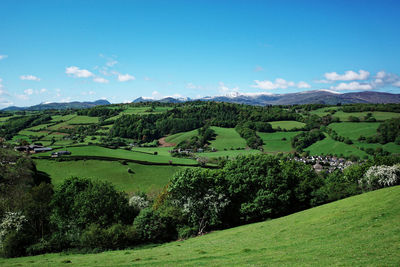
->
[3,91,399,111]
[133,90,400,105]
[2,99,110,111]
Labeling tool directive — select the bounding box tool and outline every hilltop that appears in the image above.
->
[2,186,399,266]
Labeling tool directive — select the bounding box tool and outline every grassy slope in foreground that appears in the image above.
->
[2,186,399,266]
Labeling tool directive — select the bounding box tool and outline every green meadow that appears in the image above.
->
[34,159,182,193]
[310,108,400,121]
[269,120,306,130]
[165,129,199,145]
[305,135,367,158]
[196,149,260,159]
[355,141,400,154]
[2,186,399,266]
[67,115,100,124]
[258,131,301,153]
[209,127,247,150]
[328,122,380,140]
[37,145,197,165]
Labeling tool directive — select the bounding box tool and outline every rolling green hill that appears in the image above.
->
[2,186,399,266]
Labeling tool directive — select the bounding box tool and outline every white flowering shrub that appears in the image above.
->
[0,211,27,248]
[129,195,149,212]
[359,164,400,191]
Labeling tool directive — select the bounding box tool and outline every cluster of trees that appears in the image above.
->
[341,103,400,113]
[291,129,325,152]
[359,118,400,144]
[235,123,263,149]
[324,126,352,144]
[110,102,304,145]
[0,114,52,140]
[1,149,400,258]
[176,125,216,150]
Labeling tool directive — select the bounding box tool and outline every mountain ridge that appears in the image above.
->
[133,90,400,105]
[2,99,111,111]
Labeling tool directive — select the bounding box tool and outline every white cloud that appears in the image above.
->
[393,81,400,87]
[251,78,297,90]
[106,60,118,67]
[330,82,374,91]
[93,77,109,83]
[297,81,311,88]
[40,88,47,93]
[24,88,34,95]
[324,70,370,81]
[117,73,135,82]
[20,75,40,81]
[0,55,8,60]
[144,76,151,81]
[65,66,94,78]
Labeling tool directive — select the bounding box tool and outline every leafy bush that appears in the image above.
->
[133,208,177,242]
[50,177,135,246]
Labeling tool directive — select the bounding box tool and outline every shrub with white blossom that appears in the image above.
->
[0,211,27,248]
[359,164,400,191]
[129,195,149,212]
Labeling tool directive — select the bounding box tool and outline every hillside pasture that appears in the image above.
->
[165,129,199,145]
[67,115,99,124]
[34,159,182,193]
[50,114,76,122]
[355,141,400,154]
[328,122,379,140]
[37,145,198,165]
[305,135,367,158]
[3,186,399,266]
[269,120,306,130]
[209,127,247,150]
[258,131,301,153]
[310,108,400,121]
[196,149,260,159]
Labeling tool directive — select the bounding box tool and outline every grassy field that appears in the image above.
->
[106,106,173,121]
[165,129,199,145]
[35,159,182,193]
[355,141,400,154]
[38,145,197,165]
[50,114,76,122]
[305,135,367,158]
[3,186,399,266]
[310,108,400,121]
[209,127,247,150]
[269,121,306,130]
[67,115,99,124]
[328,122,379,140]
[258,131,301,153]
[195,149,260,159]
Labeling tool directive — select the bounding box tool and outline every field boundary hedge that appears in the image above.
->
[32,155,218,168]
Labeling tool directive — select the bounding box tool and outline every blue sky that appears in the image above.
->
[0,0,400,107]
